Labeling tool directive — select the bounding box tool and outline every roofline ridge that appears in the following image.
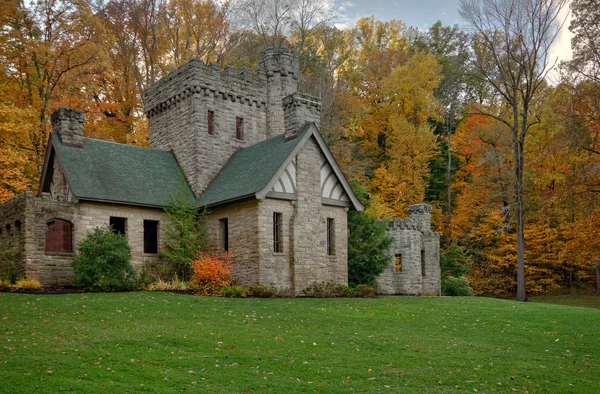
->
[73,134,172,153]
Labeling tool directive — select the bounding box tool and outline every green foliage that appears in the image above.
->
[440,242,473,296]
[354,284,377,297]
[348,210,392,286]
[0,242,19,283]
[442,276,474,296]
[245,285,278,298]
[220,285,246,298]
[72,227,137,291]
[440,242,471,277]
[300,282,375,298]
[159,186,208,281]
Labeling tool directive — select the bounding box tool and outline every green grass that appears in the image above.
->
[1,293,598,393]
[530,294,600,308]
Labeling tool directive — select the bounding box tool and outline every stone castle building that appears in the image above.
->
[0,49,440,295]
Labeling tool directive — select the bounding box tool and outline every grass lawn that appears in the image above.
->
[0,293,598,393]
[530,294,600,308]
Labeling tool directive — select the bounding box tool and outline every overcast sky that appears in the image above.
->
[332,0,573,81]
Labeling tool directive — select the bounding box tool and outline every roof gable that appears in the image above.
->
[43,133,193,207]
[201,124,364,211]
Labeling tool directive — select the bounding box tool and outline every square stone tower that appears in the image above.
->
[144,48,301,197]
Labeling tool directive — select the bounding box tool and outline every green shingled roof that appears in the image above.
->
[51,133,193,207]
[199,128,308,207]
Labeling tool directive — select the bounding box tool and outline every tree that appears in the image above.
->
[459,0,568,301]
[347,181,392,286]
[568,0,600,83]
[159,186,208,280]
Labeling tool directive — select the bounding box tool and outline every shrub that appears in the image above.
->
[14,277,42,290]
[0,278,11,287]
[354,284,376,297]
[146,277,190,291]
[221,285,246,297]
[302,282,354,298]
[347,181,392,286]
[72,227,137,291]
[246,285,277,298]
[0,242,19,284]
[442,276,474,296]
[191,252,232,295]
[160,186,208,281]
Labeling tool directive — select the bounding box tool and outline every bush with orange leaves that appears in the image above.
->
[191,252,232,295]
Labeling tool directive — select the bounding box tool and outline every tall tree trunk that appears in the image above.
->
[515,112,527,302]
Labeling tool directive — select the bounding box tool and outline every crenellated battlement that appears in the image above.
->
[144,59,269,118]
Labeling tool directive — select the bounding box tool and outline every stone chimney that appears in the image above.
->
[261,47,300,138]
[283,92,321,141]
[51,108,85,148]
[408,204,432,231]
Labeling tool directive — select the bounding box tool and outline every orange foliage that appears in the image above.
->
[191,252,232,295]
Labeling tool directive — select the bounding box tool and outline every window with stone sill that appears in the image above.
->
[273,212,282,253]
[109,216,126,236]
[327,218,335,256]
[208,110,214,135]
[220,218,229,252]
[45,219,73,253]
[144,220,159,254]
[235,117,244,140]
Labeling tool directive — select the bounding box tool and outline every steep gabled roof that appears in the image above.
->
[199,124,364,211]
[42,133,193,207]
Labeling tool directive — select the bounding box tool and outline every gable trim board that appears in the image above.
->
[202,123,363,211]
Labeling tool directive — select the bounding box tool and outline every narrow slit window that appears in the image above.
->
[394,254,402,272]
[235,117,244,140]
[421,250,426,276]
[327,218,335,256]
[109,217,126,235]
[273,212,282,253]
[208,110,214,135]
[144,220,159,254]
[220,218,229,252]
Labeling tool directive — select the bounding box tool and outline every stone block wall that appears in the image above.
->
[0,192,168,286]
[206,200,261,286]
[376,205,441,296]
[257,198,295,290]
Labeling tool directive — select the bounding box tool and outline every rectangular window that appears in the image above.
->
[220,218,229,252]
[208,110,214,135]
[235,117,244,140]
[109,217,126,235]
[144,220,159,254]
[394,254,402,272]
[421,250,426,276]
[273,212,282,253]
[327,218,335,256]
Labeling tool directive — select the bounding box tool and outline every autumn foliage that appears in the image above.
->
[191,252,232,295]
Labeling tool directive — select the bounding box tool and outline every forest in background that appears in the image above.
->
[0,0,598,297]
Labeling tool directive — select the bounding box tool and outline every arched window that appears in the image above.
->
[45,219,73,253]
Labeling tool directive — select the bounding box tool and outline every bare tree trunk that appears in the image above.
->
[515,115,527,302]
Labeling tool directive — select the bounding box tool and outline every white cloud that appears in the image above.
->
[547,1,573,82]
